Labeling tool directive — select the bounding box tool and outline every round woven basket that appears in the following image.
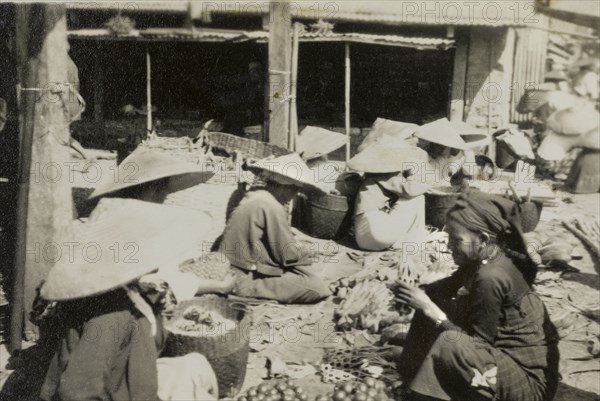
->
[306,193,350,240]
[163,297,251,398]
[424,187,462,230]
[519,201,543,233]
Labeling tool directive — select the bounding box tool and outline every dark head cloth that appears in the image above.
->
[447,191,537,285]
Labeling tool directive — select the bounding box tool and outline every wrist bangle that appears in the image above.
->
[435,313,448,328]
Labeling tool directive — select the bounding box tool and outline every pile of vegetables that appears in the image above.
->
[236,379,309,401]
[170,305,236,334]
[315,377,391,401]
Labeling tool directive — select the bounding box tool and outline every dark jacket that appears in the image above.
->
[39,290,167,401]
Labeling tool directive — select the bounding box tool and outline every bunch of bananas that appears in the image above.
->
[335,280,401,333]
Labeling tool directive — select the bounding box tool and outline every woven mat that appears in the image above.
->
[178,252,232,280]
[164,182,241,251]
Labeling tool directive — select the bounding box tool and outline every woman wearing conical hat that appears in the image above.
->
[348,140,432,251]
[85,150,238,300]
[413,118,475,186]
[39,200,220,401]
[220,153,331,304]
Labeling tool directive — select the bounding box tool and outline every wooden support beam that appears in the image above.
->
[12,3,74,348]
[146,47,152,133]
[266,0,291,149]
[93,59,104,124]
[449,31,468,122]
[289,22,300,151]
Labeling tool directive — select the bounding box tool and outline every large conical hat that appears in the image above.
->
[347,139,428,174]
[450,121,491,149]
[414,118,467,150]
[296,126,347,160]
[357,118,419,153]
[89,150,214,199]
[244,153,326,194]
[41,198,212,301]
[516,83,559,113]
[546,105,600,136]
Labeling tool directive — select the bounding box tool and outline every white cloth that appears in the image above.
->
[574,71,599,100]
[157,353,219,401]
[354,195,426,251]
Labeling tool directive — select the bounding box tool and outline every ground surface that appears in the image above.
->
[0,153,598,401]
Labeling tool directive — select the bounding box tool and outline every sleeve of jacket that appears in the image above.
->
[263,202,312,268]
[467,268,509,343]
[58,312,124,401]
[127,317,160,401]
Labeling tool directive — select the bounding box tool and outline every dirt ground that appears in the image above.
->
[0,154,598,401]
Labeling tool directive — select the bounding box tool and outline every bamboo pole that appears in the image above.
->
[289,22,300,151]
[146,47,152,133]
[344,42,351,162]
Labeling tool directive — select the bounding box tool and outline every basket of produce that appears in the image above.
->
[424,186,462,230]
[305,192,350,240]
[164,297,251,398]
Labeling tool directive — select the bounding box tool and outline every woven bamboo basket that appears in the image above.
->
[424,186,462,230]
[306,192,350,240]
[163,297,251,398]
[519,201,543,233]
[207,131,291,160]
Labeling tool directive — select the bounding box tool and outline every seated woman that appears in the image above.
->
[414,118,471,186]
[220,153,331,304]
[394,191,559,401]
[349,140,432,251]
[38,199,220,401]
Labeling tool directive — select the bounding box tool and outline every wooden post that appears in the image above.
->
[266,0,291,148]
[449,31,468,122]
[344,42,351,162]
[93,57,104,123]
[146,47,152,133]
[289,22,300,151]
[93,53,105,145]
[13,3,74,347]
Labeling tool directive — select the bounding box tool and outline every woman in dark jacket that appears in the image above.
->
[395,191,559,401]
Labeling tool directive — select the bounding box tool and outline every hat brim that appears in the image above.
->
[414,118,468,150]
[41,199,212,301]
[358,119,419,154]
[89,151,215,199]
[297,126,348,160]
[245,153,327,194]
[348,141,428,173]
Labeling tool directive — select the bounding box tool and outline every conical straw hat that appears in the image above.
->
[347,139,428,174]
[244,153,326,194]
[41,198,212,301]
[89,150,214,199]
[450,121,491,149]
[296,126,347,160]
[414,118,467,150]
[546,105,600,136]
[358,118,419,153]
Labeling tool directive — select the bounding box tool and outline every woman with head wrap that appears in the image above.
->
[393,191,559,401]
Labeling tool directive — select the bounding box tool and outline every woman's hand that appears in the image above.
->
[395,281,446,322]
